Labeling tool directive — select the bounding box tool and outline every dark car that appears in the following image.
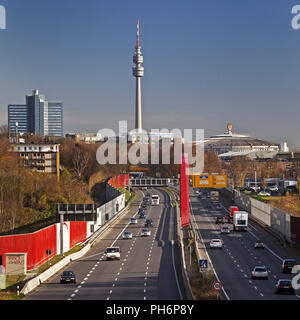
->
[216,217,224,224]
[60,271,76,284]
[275,279,295,295]
[145,219,153,227]
[282,259,297,273]
[254,240,265,249]
[139,213,147,219]
[223,215,230,223]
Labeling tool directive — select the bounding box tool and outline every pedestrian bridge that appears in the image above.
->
[130,178,178,187]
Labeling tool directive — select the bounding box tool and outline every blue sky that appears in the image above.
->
[0,0,299,148]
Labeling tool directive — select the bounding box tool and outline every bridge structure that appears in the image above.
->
[130,177,178,188]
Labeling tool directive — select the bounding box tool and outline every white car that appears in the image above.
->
[258,191,271,197]
[130,218,138,224]
[106,247,121,261]
[251,266,268,279]
[209,239,223,249]
[268,186,279,192]
[122,231,133,239]
[141,228,151,237]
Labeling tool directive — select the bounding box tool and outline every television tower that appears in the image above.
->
[133,19,144,134]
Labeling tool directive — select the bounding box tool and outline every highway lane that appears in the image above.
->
[24,188,183,301]
[190,189,300,300]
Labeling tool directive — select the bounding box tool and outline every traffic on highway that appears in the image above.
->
[24,188,184,301]
[190,188,300,300]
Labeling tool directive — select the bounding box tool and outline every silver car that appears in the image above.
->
[209,239,223,249]
[141,228,151,237]
[130,218,138,224]
[251,266,268,279]
[122,231,133,239]
[220,226,230,234]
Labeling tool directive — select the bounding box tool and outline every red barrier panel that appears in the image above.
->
[0,225,57,270]
[70,222,87,248]
[180,154,190,228]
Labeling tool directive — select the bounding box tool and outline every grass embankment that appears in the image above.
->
[159,187,180,207]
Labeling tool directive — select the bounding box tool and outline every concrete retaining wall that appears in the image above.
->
[233,189,300,244]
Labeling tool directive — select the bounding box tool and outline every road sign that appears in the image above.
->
[193,174,227,188]
[212,281,223,291]
[213,175,227,188]
[199,259,208,270]
[193,175,214,188]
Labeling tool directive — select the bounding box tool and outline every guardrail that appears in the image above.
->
[166,187,194,300]
[20,181,136,296]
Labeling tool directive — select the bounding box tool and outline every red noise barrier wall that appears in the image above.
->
[0,221,87,271]
[0,225,57,270]
[108,174,130,188]
[69,222,87,248]
[180,154,190,228]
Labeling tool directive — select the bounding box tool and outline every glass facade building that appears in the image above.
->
[8,90,63,137]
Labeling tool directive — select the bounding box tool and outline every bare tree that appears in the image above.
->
[72,147,91,179]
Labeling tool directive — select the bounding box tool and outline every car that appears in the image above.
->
[139,213,147,219]
[60,271,76,284]
[268,186,279,192]
[130,217,138,224]
[141,228,151,237]
[282,259,297,273]
[220,226,230,234]
[254,240,265,249]
[122,231,133,239]
[251,266,268,279]
[250,186,261,193]
[209,239,223,249]
[216,217,224,224]
[145,219,153,227]
[275,279,295,295]
[106,247,121,261]
[258,191,271,197]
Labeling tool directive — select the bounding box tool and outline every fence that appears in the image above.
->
[233,189,300,244]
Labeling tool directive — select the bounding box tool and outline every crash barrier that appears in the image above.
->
[168,187,194,300]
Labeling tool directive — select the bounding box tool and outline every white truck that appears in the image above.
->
[151,194,160,206]
[233,211,248,232]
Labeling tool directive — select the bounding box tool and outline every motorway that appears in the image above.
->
[24,188,184,301]
[190,188,300,300]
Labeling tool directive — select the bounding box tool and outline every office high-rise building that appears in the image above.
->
[8,90,63,137]
[47,102,63,137]
[8,104,28,135]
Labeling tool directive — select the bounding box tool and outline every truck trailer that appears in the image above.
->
[233,211,248,231]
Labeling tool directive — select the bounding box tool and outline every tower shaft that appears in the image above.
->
[132,20,144,134]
